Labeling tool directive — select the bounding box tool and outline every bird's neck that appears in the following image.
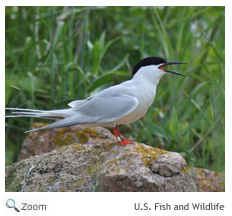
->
[132,67,165,87]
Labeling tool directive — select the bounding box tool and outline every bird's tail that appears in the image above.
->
[5,108,71,119]
[5,107,79,133]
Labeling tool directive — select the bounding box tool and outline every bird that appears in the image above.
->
[6,57,186,146]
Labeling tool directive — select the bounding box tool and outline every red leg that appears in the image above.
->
[112,125,135,147]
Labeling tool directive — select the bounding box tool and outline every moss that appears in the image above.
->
[27,124,89,151]
[84,128,100,138]
[116,168,121,174]
[25,123,50,154]
[190,168,225,192]
[95,142,117,151]
[122,153,136,159]
[217,177,225,192]
[76,178,85,186]
[107,158,121,165]
[27,123,49,138]
[85,166,96,175]
[75,130,89,143]
[134,144,169,168]
[51,128,73,146]
[181,166,190,174]
[5,169,22,192]
[46,177,55,183]
[70,142,118,177]
[195,168,209,191]
[58,143,87,153]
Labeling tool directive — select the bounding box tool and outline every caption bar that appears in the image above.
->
[134,202,225,211]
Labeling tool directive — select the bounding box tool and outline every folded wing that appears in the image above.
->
[26,93,138,132]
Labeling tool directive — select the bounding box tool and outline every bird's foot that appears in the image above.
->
[112,125,135,147]
[119,138,135,147]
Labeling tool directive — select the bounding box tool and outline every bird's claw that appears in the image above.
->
[119,138,135,146]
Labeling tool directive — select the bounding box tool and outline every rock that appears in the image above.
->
[189,167,225,192]
[151,152,187,177]
[18,122,115,161]
[6,123,224,192]
[6,142,200,192]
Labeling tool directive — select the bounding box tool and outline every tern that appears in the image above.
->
[6,57,186,146]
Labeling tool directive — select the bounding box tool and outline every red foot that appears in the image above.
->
[113,125,135,147]
[128,139,135,142]
[119,138,134,146]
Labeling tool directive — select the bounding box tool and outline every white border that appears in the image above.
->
[1,1,231,216]
[2,0,229,7]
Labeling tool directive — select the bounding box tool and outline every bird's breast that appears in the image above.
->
[117,82,157,124]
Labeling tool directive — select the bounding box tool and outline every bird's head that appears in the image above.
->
[132,57,186,82]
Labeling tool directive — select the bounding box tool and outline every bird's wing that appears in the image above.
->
[74,93,139,122]
[68,96,93,108]
[69,83,138,122]
[26,90,139,132]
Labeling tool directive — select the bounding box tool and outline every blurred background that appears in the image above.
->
[5,6,225,172]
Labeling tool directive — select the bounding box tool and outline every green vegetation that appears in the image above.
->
[5,6,225,172]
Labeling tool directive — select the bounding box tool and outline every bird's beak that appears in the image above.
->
[159,62,186,77]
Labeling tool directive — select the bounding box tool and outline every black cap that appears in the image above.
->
[132,57,167,76]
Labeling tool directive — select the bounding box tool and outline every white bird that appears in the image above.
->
[6,57,185,146]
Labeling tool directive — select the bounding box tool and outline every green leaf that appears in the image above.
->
[87,40,93,50]
[146,121,168,139]
[98,31,106,49]
[99,36,120,62]
[170,107,179,137]
[88,73,115,93]
[108,54,129,73]
[89,54,129,92]
[54,21,64,47]
[178,110,206,136]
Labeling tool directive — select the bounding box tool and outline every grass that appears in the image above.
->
[5,6,225,172]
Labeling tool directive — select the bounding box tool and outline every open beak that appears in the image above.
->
[159,62,186,77]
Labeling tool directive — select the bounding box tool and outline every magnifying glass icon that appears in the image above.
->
[6,199,20,212]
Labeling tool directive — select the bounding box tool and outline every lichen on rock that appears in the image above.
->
[18,123,115,161]
[5,141,200,192]
[6,124,224,192]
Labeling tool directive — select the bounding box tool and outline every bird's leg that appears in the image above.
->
[112,125,135,147]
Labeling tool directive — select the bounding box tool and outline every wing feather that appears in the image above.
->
[75,94,138,122]
[19,83,139,132]
[26,94,138,132]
